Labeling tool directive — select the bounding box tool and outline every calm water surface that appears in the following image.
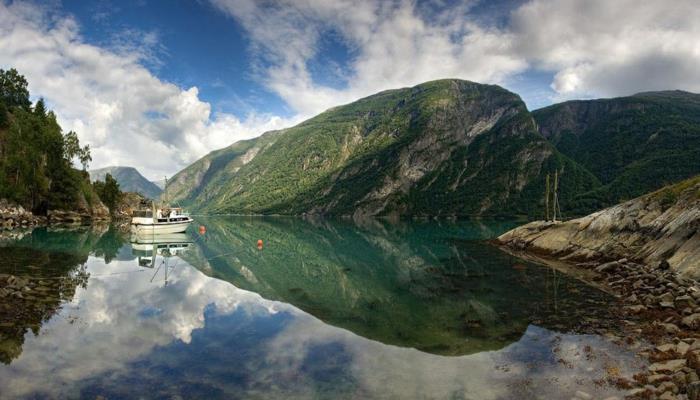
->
[0,217,644,399]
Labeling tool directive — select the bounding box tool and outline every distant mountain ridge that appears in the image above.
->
[167,79,596,217]
[90,166,162,199]
[166,82,700,218]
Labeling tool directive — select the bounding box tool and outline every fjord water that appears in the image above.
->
[0,218,642,399]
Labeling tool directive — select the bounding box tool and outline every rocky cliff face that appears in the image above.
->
[497,176,700,278]
[167,79,596,217]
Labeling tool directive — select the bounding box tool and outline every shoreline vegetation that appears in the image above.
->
[0,69,135,226]
[497,176,700,398]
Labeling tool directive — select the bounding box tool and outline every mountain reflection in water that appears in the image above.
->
[0,219,643,399]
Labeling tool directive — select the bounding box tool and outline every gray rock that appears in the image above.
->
[660,292,675,303]
[682,313,700,329]
[676,295,696,308]
[658,392,676,400]
[657,380,678,394]
[689,381,700,400]
[649,359,687,373]
[627,305,647,314]
[660,323,681,334]
[689,371,700,383]
[596,261,619,273]
[574,390,592,400]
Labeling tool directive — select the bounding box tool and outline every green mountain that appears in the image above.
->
[533,90,700,211]
[168,79,596,217]
[90,166,162,199]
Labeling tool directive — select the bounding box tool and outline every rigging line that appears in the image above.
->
[89,269,147,277]
[150,260,164,283]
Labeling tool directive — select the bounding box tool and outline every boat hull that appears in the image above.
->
[131,220,193,234]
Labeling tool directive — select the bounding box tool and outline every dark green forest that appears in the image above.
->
[0,68,116,214]
[533,91,700,214]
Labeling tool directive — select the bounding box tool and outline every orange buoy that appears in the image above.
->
[199,225,206,234]
[257,239,263,249]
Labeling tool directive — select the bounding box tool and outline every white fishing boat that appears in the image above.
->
[131,206,193,234]
[130,176,193,234]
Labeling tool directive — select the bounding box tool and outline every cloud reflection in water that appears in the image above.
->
[0,248,643,399]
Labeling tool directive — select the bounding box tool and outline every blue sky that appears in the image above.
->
[62,0,293,118]
[1,0,699,178]
[60,0,550,117]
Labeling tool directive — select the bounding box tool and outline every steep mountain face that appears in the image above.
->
[533,90,700,211]
[89,166,162,199]
[168,79,596,217]
[166,130,281,207]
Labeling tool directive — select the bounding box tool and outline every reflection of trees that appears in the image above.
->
[93,225,130,263]
[187,217,614,356]
[0,247,89,364]
[0,225,127,364]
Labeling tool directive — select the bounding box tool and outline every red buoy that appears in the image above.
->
[257,239,263,249]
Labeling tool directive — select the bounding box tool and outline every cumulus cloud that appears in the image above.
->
[2,0,699,178]
[213,0,700,113]
[0,1,298,178]
[210,0,527,116]
[510,0,700,98]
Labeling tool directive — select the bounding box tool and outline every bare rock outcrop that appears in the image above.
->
[497,176,700,278]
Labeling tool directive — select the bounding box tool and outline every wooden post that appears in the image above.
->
[545,174,550,221]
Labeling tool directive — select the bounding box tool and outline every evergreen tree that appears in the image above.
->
[33,98,46,118]
[94,173,121,214]
[0,68,31,110]
[0,69,92,213]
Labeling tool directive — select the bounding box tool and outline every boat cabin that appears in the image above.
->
[131,207,190,224]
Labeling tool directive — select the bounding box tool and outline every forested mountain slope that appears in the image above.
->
[533,90,700,212]
[168,79,596,217]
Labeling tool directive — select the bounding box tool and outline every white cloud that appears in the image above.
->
[211,0,527,116]
[213,0,700,113]
[0,1,298,179]
[510,0,700,99]
[2,0,699,178]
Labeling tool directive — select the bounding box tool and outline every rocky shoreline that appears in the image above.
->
[496,177,700,399]
[0,193,150,229]
[497,244,700,399]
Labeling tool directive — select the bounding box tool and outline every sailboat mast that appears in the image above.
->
[163,176,168,207]
[545,173,550,221]
[553,170,559,222]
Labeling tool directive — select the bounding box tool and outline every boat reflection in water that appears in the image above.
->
[130,233,193,286]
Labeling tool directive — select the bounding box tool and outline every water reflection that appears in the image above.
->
[0,220,643,399]
[189,217,617,355]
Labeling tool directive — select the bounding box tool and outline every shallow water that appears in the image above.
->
[0,218,644,399]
